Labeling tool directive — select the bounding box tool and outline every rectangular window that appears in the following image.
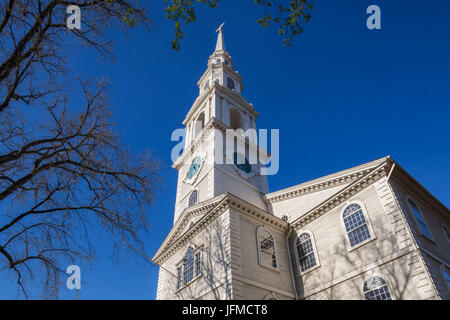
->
[177,266,182,289]
[299,254,316,272]
[408,199,433,239]
[443,266,450,288]
[184,264,194,284]
[417,220,433,238]
[364,285,392,300]
[348,224,371,247]
[258,229,277,269]
[343,205,371,247]
[297,233,317,273]
[195,252,201,276]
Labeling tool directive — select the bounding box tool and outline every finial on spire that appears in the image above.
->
[215,22,225,34]
[215,22,226,52]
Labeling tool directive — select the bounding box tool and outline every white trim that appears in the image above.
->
[293,230,321,276]
[233,274,296,299]
[340,200,376,251]
[406,196,434,242]
[265,157,389,203]
[154,193,288,265]
[256,225,279,271]
[286,227,299,300]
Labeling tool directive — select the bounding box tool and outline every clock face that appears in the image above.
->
[233,152,252,174]
[186,156,202,180]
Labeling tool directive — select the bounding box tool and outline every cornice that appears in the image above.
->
[290,159,393,230]
[182,82,257,128]
[264,170,370,204]
[214,82,258,117]
[183,89,213,126]
[205,62,243,82]
[207,51,234,68]
[210,117,270,160]
[227,195,289,232]
[172,117,216,170]
[173,116,268,170]
[153,193,288,265]
[265,157,391,204]
[152,194,228,264]
[197,64,212,86]
[389,164,450,221]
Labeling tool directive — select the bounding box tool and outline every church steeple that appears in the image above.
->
[198,23,244,98]
[172,24,266,224]
[208,22,233,69]
[215,22,226,52]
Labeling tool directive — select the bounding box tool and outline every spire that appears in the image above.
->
[206,22,234,69]
[215,22,226,52]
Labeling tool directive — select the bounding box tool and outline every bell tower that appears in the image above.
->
[172,25,269,223]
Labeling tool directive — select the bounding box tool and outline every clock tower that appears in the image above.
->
[171,25,269,224]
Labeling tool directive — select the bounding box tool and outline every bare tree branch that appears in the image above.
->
[0,1,158,299]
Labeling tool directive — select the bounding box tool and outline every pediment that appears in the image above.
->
[265,156,390,204]
[152,194,227,262]
[179,216,202,237]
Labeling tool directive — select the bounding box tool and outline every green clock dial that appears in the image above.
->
[234,152,252,174]
[187,156,202,180]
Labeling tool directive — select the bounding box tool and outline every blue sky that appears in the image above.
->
[1,0,449,299]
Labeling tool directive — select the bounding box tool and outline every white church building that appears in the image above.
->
[153,28,450,300]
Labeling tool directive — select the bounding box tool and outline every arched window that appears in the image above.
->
[188,189,198,206]
[229,108,243,130]
[407,198,432,239]
[363,276,392,300]
[203,80,210,93]
[227,77,235,90]
[343,203,371,247]
[194,112,205,138]
[442,224,450,243]
[296,232,318,273]
[257,227,277,269]
[177,247,202,290]
[183,247,194,284]
[264,293,279,300]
